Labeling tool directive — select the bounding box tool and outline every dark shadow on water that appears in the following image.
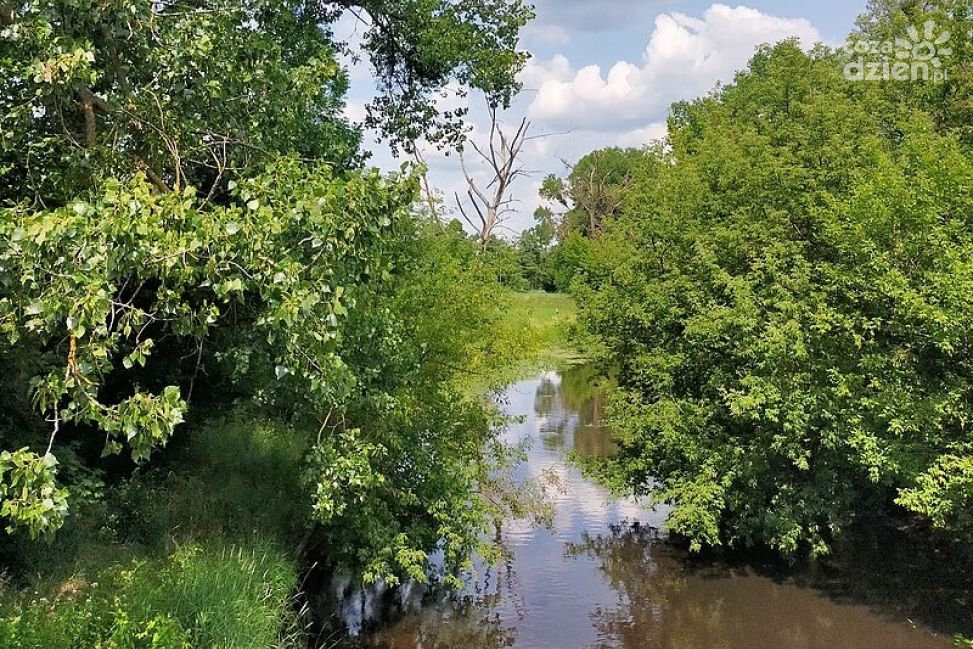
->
[799,521,973,637]
[565,522,972,649]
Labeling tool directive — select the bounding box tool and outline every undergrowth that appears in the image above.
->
[0,415,311,648]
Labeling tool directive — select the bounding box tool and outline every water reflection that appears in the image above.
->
[568,524,957,649]
[533,365,613,459]
[358,365,961,649]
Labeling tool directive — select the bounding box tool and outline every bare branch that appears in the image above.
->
[454,191,478,232]
[524,128,572,142]
[455,105,539,246]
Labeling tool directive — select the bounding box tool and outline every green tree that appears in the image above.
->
[852,0,972,151]
[541,147,646,238]
[0,0,532,206]
[577,30,973,557]
[516,207,556,291]
[536,147,649,291]
[0,0,531,583]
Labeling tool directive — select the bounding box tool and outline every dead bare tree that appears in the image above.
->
[454,106,532,248]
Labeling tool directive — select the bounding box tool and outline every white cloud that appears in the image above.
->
[341,3,827,235]
[520,54,575,91]
[616,122,669,148]
[526,4,822,131]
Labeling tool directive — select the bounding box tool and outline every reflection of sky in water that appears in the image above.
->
[498,372,662,548]
[364,365,665,649]
[361,366,959,649]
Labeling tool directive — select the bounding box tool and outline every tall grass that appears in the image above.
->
[0,414,312,648]
[115,415,311,552]
[0,541,303,648]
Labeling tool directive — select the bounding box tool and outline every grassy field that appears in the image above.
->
[463,291,584,394]
[503,291,580,366]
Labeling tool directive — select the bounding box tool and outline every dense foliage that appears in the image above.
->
[515,148,648,293]
[575,1,973,556]
[0,0,532,592]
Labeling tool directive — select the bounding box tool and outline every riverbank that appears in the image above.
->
[0,415,310,648]
[344,366,973,649]
[0,290,581,648]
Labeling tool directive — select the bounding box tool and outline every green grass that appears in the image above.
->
[504,291,580,364]
[0,541,302,649]
[114,415,311,553]
[0,414,311,648]
[505,291,574,332]
[463,291,584,394]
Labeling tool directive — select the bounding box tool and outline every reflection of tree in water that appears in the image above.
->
[801,522,973,638]
[564,524,696,649]
[534,365,615,458]
[564,524,955,649]
[533,373,571,451]
[365,597,515,649]
[363,553,525,649]
[562,364,614,459]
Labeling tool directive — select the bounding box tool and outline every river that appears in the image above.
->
[338,364,969,648]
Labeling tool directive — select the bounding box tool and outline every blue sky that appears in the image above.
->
[522,1,861,68]
[341,2,869,234]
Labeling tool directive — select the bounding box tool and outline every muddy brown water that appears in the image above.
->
[337,365,970,649]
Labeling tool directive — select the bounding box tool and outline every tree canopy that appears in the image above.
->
[573,1,973,557]
[0,0,531,583]
[541,147,645,238]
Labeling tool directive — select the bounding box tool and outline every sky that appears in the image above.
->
[340,1,869,235]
